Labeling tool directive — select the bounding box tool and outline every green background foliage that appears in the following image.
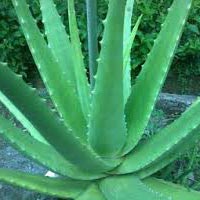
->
[1,0,199,85]
[132,0,200,94]
[0,0,29,77]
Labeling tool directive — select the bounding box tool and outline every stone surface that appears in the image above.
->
[157,93,197,114]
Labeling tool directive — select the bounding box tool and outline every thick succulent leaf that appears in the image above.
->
[100,175,170,200]
[123,15,142,104]
[86,0,98,88]
[137,126,200,179]
[76,184,106,200]
[40,0,76,87]
[123,0,135,103]
[124,0,135,46]
[0,115,107,180]
[89,0,127,156]
[123,0,192,153]
[124,15,142,71]
[144,177,200,200]
[116,98,200,174]
[0,63,47,144]
[40,0,90,121]
[0,169,89,199]
[68,0,91,120]
[0,65,119,173]
[12,0,87,141]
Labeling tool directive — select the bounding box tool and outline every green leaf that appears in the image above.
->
[123,0,192,154]
[85,0,98,88]
[116,98,200,174]
[144,177,200,200]
[40,0,90,122]
[123,0,135,103]
[39,0,76,87]
[0,115,106,180]
[76,184,106,200]
[100,175,169,200]
[68,0,91,120]
[89,0,127,156]
[12,0,87,141]
[124,0,135,43]
[0,169,89,199]
[137,123,200,179]
[0,64,119,173]
[0,63,46,144]
[124,15,142,72]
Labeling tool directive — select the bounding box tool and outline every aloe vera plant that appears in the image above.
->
[0,0,200,199]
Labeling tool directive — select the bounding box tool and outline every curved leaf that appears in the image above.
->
[123,15,142,72]
[40,0,76,87]
[68,0,91,120]
[12,0,87,141]
[116,98,200,174]
[0,63,47,144]
[144,177,200,200]
[123,0,135,103]
[100,175,169,200]
[89,0,127,156]
[137,125,200,179]
[0,169,89,199]
[0,64,119,173]
[123,0,192,154]
[76,184,106,200]
[85,0,98,88]
[0,115,106,180]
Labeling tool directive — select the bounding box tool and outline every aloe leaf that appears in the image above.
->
[100,175,169,200]
[0,169,89,199]
[123,15,142,104]
[40,0,90,121]
[0,115,107,180]
[0,63,47,144]
[68,0,91,120]
[12,0,87,141]
[89,0,127,156]
[124,0,135,42]
[124,15,142,71]
[116,98,200,174]
[39,0,76,87]
[123,0,134,103]
[0,64,119,173]
[137,124,200,179]
[144,177,200,200]
[86,0,98,88]
[123,0,192,153]
[76,184,106,200]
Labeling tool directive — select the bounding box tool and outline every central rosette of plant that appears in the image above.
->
[0,0,199,199]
